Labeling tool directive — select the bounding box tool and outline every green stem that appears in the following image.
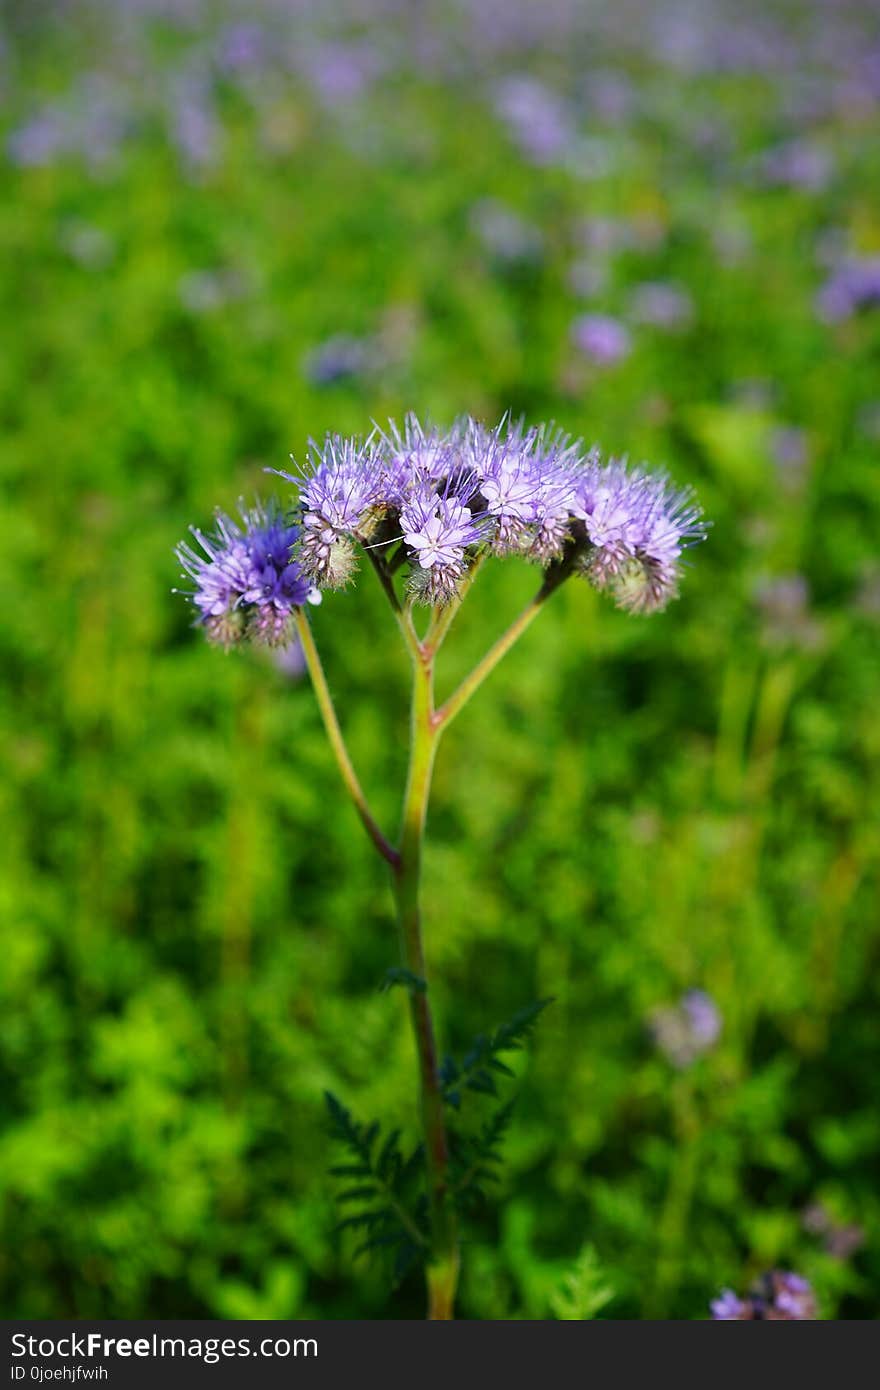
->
[306,551,572,1319]
[423,549,488,654]
[434,583,550,732]
[294,609,399,869]
[365,549,422,660]
[392,644,458,1318]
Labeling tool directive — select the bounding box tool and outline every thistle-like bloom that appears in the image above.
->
[275,436,381,588]
[175,501,318,649]
[273,414,705,611]
[711,1272,817,1321]
[468,420,581,563]
[575,459,705,613]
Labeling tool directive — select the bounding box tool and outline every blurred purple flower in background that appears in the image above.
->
[57,218,115,270]
[585,68,636,124]
[754,574,824,651]
[493,74,576,166]
[470,199,543,266]
[178,268,247,315]
[567,258,609,299]
[769,425,809,493]
[571,313,632,365]
[802,1203,865,1261]
[817,256,880,322]
[215,22,269,75]
[650,990,721,1068]
[302,334,375,387]
[628,281,694,330]
[758,138,833,192]
[711,1271,817,1320]
[172,71,220,170]
[576,214,656,255]
[8,74,131,169]
[8,109,68,167]
[273,638,307,681]
[302,41,385,107]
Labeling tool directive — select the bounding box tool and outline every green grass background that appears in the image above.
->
[1,4,878,1318]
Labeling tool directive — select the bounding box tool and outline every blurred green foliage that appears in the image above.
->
[1,3,879,1320]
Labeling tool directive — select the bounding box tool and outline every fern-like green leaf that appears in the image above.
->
[324,1091,428,1279]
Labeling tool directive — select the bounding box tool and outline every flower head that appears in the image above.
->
[274,414,704,611]
[275,435,383,588]
[575,460,705,613]
[174,501,318,649]
[401,484,487,605]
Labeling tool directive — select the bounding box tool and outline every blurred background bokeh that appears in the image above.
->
[1,0,878,1319]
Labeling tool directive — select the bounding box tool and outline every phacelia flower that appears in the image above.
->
[711,1272,817,1321]
[275,436,383,588]
[401,485,487,604]
[575,460,705,613]
[463,420,575,563]
[273,414,704,612]
[174,501,318,649]
[467,419,543,554]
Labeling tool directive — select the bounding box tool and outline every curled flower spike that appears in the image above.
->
[174,500,319,649]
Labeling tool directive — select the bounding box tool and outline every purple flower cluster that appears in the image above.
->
[276,415,705,612]
[711,1271,817,1321]
[175,501,319,648]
